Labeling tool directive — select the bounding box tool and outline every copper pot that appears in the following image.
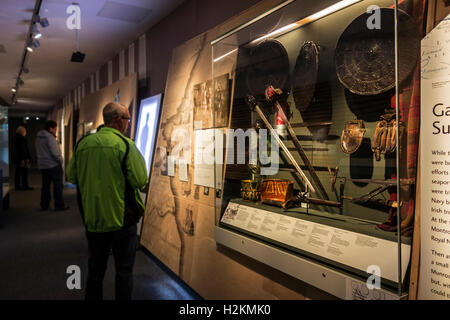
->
[260,179,294,207]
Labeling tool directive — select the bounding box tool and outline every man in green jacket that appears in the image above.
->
[67,102,148,300]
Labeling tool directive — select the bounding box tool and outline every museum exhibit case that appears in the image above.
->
[212,0,424,298]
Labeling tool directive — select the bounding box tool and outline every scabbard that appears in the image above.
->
[252,101,316,193]
[274,100,329,200]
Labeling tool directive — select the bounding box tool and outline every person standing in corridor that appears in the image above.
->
[13,125,33,191]
[67,102,148,300]
[35,120,68,211]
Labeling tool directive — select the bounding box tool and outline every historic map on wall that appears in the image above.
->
[140,33,212,280]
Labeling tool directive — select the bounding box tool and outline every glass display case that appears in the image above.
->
[212,0,423,298]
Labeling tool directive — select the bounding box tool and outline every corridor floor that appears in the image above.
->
[0,168,201,300]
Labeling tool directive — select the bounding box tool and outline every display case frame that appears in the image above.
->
[211,0,423,298]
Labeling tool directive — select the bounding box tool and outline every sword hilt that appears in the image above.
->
[264,85,283,102]
[246,95,257,112]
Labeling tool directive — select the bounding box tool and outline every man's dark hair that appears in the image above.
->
[45,120,57,131]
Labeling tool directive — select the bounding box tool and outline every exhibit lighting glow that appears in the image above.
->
[251,23,297,43]
[36,117,39,120]
[11,88,16,93]
[307,0,361,21]
[251,0,362,44]
[25,117,30,120]
[213,49,238,63]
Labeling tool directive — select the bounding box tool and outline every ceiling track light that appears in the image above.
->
[32,24,42,39]
[12,6,50,104]
[26,38,40,52]
[26,38,34,52]
[33,14,49,28]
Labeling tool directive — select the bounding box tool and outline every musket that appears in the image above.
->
[265,86,329,200]
[285,192,342,209]
[246,95,316,193]
[342,195,400,208]
[352,185,393,202]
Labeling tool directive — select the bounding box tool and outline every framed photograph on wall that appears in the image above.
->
[193,73,230,129]
[135,93,163,176]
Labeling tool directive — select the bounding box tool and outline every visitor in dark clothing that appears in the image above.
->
[14,126,33,191]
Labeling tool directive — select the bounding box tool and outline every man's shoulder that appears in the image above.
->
[36,129,48,138]
[77,130,130,150]
[105,129,136,147]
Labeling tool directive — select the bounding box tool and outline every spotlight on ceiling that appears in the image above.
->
[11,87,17,93]
[26,39,40,52]
[32,24,42,39]
[40,17,49,28]
[33,14,49,28]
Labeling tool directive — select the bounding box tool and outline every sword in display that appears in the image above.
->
[245,95,316,194]
[265,85,329,200]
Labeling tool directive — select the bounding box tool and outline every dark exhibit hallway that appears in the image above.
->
[0,168,201,300]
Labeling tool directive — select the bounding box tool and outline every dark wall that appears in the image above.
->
[146,0,262,96]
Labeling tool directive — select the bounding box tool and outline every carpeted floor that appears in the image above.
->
[0,167,201,300]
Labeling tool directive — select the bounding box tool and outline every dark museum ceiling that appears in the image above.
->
[0,0,184,115]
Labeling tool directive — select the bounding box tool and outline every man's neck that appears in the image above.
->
[106,124,123,133]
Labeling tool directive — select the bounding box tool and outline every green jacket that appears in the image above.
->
[67,127,148,232]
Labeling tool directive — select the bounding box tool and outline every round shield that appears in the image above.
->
[335,8,419,95]
[245,40,290,98]
[292,41,319,111]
